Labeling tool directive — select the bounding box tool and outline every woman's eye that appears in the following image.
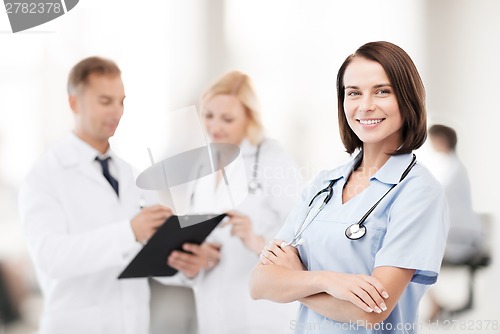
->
[376,89,391,95]
[346,91,360,97]
[223,118,234,123]
[204,113,213,119]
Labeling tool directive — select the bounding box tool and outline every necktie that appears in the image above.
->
[95,157,119,196]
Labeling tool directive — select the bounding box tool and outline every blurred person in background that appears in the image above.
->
[423,124,484,320]
[18,56,172,334]
[426,124,482,264]
[166,70,301,334]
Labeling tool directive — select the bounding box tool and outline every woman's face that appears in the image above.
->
[343,57,403,152]
[203,94,249,145]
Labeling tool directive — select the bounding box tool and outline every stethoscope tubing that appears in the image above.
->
[190,141,265,208]
[248,141,263,194]
[284,200,327,247]
[288,154,417,246]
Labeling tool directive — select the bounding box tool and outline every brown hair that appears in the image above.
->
[201,71,264,145]
[429,124,457,150]
[336,41,427,155]
[67,56,121,95]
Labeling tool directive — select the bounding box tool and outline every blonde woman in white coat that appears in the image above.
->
[167,71,300,334]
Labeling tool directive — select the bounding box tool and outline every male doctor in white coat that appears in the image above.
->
[18,56,172,334]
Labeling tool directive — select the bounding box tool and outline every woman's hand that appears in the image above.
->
[167,242,221,278]
[223,211,265,253]
[260,239,305,271]
[259,240,389,313]
[321,272,389,314]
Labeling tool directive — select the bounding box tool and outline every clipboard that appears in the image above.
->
[118,213,226,279]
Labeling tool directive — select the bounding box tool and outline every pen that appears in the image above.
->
[139,196,146,209]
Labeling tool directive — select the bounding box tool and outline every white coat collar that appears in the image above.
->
[239,138,263,157]
[50,133,132,200]
[55,133,116,168]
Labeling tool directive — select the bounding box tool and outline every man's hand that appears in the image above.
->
[130,205,172,244]
[167,242,222,278]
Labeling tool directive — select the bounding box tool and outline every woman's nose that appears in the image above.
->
[205,118,221,133]
[358,96,375,113]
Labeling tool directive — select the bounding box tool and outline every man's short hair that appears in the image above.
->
[429,124,457,150]
[67,56,121,95]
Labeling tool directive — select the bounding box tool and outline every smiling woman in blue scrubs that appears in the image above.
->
[250,41,449,334]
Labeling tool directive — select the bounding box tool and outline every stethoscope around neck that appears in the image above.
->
[247,141,263,195]
[283,154,417,248]
[189,141,264,208]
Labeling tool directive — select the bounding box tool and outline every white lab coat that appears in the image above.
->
[185,139,301,334]
[19,134,157,334]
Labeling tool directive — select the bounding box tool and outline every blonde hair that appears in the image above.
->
[201,71,264,145]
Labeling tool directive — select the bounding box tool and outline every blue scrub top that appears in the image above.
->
[276,152,449,334]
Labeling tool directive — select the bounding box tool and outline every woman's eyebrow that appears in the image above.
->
[345,83,391,89]
[373,83,391,88]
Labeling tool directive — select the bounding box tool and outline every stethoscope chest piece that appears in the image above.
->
[248,180,262,195]
[345,223,367,240]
